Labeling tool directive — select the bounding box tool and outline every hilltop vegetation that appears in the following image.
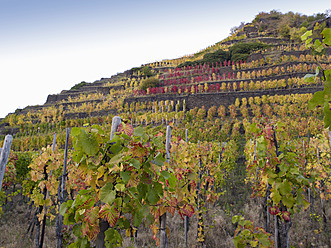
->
[0,10,331,248]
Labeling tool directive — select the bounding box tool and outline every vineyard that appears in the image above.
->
[0,10,331,248]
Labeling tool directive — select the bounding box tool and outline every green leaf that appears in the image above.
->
[128,187,138,199]
[270,190,281,204]
[260,236,271,246]
[303,199,310,210]
[133,209,144,227]
[108,153,124,165]
[71,127,82,137]
[133,126,144,137]
[241,229,250,236]
[100,183,116,205]
[323,104,331,129]
[296,192,303,205]
[325,69,331,85]
[108,140,122,155]
[104,228,123,248]
[322,28,331,46]
[278,180,291,196]
[137,182,148,200]
[153,152,165,166]
[120,171,131,184]
[305,38,313,48]
[308,91,326,109]
[60,202,67,216]
[313,39,324,53]
[115,183,126,192]
[232,215,241,224]
[268,177,276,185]
[147,186,160,205]
[78,129,99,156]
[153,182,163,196]
[73,224,82,237]
[233,236,239,247]
[304,73,317,83]
[282,194,295,208]
[301,30,312,41]
[167,174,178,189]
[160,170,170,179]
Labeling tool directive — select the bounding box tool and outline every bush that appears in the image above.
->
[203,49,231,63]
[177,42,268,68]
[70,81,87,91]
[229,42,268,55]
[140,77,160,91]
[141,66,153,77]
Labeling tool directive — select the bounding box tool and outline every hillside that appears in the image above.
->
[1,12,331,138]
[0,10,331,248]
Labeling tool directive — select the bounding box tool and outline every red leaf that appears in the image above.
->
[117,123,134,137]
[99,204,120,227]
[180,204,195,219]
[269,206,280,216]
[84,206,100,225]
[141,172,152,184]
[282,211,291,222]
[132,143,148,159]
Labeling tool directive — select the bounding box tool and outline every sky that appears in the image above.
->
[0,0,330,118]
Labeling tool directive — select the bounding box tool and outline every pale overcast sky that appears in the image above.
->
[0,0,329,118]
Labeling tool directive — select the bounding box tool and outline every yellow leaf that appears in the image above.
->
[159,206,167,216]
[303,199,310,211]
[125,228,132,237]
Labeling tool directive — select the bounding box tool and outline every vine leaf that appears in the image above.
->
[100,182,116,205]
[282,211,291,222]
[117,123,134,137]
[323,104,331,129]
[308,90,325,109]
[278,180,291,196]
[105,228,123,247]
[322,28,331,45]
[147,186,160,205]
[84,206,100,226]
[75,129,99,156]
[133,126,144,137]
[100,204,120,227]
[132,143,148,159]
[179,204,195,219]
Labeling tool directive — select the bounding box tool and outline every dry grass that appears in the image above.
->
[1,193,330,248]
[0,196,56,248]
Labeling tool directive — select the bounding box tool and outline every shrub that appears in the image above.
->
[140,77,160,91]
[70,81,87,91]
[141,66,153,77]
[203,49,231,63]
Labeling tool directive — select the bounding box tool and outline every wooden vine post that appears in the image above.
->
[196,141,204,246]
[160,125,171,248]
[184,129,189,247]
[96,116,121,248]
[56,129,69,248]
[40,132,58,248]
[273,127,291,248]
[0,135,13,193]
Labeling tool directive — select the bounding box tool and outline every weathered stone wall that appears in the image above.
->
[125,86,323,111]
[45,85,123,105]
[63,109,117,119]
